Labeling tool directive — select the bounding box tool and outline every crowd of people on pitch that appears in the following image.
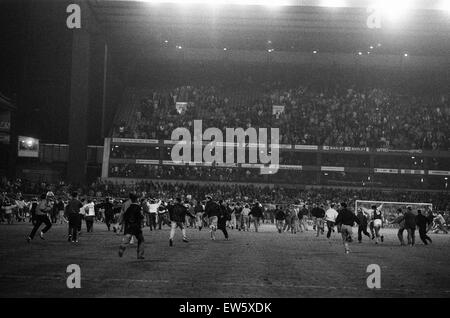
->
[4,188,448,257]
[2,176,450,222]
[113,84,449,150]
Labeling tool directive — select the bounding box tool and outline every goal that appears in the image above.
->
[355,200,433,225]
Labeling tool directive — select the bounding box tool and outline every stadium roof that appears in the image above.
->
[88,0,450,56]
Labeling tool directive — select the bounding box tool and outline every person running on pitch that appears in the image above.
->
[315,204,326,237]
[148,198,161,231]
[118,193,145,259]
[325,203,339,239]
[283,205,292,233]
[334,202,360,254]
[249,200,263,232]
[370,204,384,244]
[169,197,195,246]
[83,199,95,233]
[204,195,221,240]
[217,200,230,240]
[194,200,204,231]
[390,208,406,246]
[26,193,52,243]
[101,197,114,231]
[290,204,300,234]
[241,203,251,231]
[274,205,286,233]
[157,201,171,229]
[298,203,309,232]
[56,197,66,224]
[233,202,243,231]
[356,208,371,243]
[65,192,83,243]
[416,209,432,245]
[404,206,417,246]
[432,212,448,234]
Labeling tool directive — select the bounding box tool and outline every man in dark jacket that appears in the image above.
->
[356,208,371,243]
[56,198,66,224]
[275,205,286,233]
[416,209,432,245]
[404,206,417,246]
[315,204,326,237]
[391,208,406,246]
[298,204,309,232]
[217,200,230,240]
[249,201,263,232]
[118,193,144,259]
[335,202,360,254]
[194,200,204,231]
[204,195,221,240]
[311,203,325,236]
[27,193,52,243]
[65,192,83,243]
[169,197,194,246]
[100,197,114,231]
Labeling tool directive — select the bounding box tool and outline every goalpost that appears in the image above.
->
[355,200,433,224]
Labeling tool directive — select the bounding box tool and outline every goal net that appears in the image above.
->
[355,200,433,226]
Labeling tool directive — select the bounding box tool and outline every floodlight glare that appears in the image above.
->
[319,0,347,8]
[140,0,290,6]
[373,0,413,23]
[441,0,450,12]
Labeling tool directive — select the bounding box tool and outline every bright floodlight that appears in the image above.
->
[373,0,413,23]
[441,0,450,12]
[319,0,347,8]
[140,0,290,6]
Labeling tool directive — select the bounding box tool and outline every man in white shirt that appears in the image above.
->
[83,199,96,232]
[241,204,251,231]
[148,199,161,231]
[325,203,339,239]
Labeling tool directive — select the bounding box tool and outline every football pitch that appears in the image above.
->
[0,222,449,298]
